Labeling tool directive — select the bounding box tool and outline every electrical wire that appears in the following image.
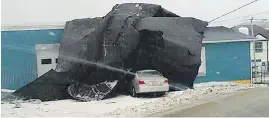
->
[209,0,261,23]
[211,11,269,23]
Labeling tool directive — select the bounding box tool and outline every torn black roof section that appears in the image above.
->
[136,17,207,56]
[55,3,208,90]
[8,3,209,101]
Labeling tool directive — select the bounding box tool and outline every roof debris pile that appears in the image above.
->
[3,3,208,102]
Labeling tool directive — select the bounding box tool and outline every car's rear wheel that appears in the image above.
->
[131,86,137,97]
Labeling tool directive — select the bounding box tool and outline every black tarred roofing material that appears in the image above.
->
[67,81,118,101]
[3,70,74,101]
[7,3,208,101]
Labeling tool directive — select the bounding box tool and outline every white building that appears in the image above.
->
[35,44,60,77]
[234,25,269,77]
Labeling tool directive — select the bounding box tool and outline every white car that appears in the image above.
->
[130,70,169,97]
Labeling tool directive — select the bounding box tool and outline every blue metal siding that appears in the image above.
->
[195,42,251,83]
[1,29,64,89]
[1,29,252,89]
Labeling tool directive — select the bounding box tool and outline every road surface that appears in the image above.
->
[150,87,269,117]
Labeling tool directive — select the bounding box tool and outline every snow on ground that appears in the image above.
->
[1,94,159,117]
[193,81,236,88]
[1,82,268,117]
[1,89,16,93]
[253,77,269,84]
[1,89,16,99]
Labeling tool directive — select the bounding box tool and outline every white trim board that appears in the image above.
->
[35,44,60,50]
[1,25,65,31]
[203,39,268,44]
[197,72,206,77]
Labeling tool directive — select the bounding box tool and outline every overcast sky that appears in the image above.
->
[2,0,269,27]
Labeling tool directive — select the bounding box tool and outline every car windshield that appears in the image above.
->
[137,70,163,78]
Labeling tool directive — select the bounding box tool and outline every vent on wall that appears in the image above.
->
[41,59,52,64]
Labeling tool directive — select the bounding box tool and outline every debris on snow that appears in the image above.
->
[13,103,22,109]
[27,99,42,104]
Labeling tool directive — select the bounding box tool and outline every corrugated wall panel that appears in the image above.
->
[1,29,252,88]
[1,29,63,89]
[195,42,251,83]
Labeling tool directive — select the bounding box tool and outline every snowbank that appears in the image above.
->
[1,82,268,117]
[1,89,16,93]
[194,81,236,88]
[1,95,159,117]
[104,82,268,116]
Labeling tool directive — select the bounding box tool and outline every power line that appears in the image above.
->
[211,11,269,23]
[209,0,261,23]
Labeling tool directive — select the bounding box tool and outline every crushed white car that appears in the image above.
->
[129,70,169,97]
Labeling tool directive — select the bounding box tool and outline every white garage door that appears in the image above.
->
[35,44,60,77]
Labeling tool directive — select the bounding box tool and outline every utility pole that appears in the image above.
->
[249,17,268,84]
[250,17,256,84]
[266,39,269,73]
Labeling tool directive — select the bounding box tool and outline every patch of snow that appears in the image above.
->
[106,81,117,88]
[1,95,158,117]
[1,82,268,117]
[1,89,16,93]
[136,5,142,10]
[48,31,56,36]
[194,81,235,88]
[13,103,22,109]
[68,81,118,101]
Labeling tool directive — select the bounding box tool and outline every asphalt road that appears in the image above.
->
[151,87,269,117]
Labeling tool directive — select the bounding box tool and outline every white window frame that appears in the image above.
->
[255,42,263,53]
[35,44,60,77]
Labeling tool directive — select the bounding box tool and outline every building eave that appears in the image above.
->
[203,38,267,44]
[1,24,65,31]
[35,43,60,50]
